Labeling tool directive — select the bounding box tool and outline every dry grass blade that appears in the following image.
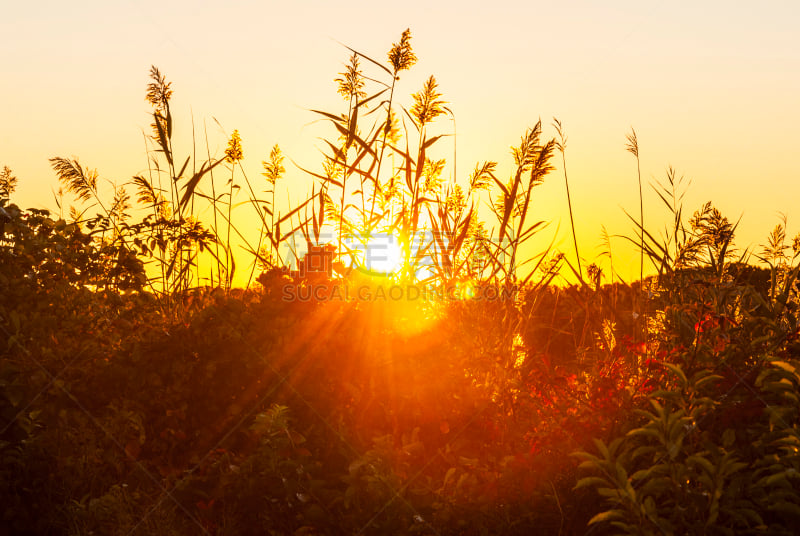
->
[310,109,346,123]
[295,160,345,189]
[153,111,173,167]
[317,187,325,237]
[176,155,191,181]
[517,220,546,243]
[344,129,382,181]
[280,215,315,246]
[621,208,671,274]
[179,158,225,210]
[322,139,347,166]
[519,236,560,288]
[332,122,378,159]
[449,206,474,264]
[275,193,316,229]
[335,42,394,77]
[356,88,389,110]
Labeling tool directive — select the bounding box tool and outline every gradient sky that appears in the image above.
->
[3,1,799,282]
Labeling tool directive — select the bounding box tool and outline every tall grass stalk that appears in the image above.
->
[626,128,643,283]
[367,29,417,228]
[485,122,555,285]
[240,145,283,288]
[204,121,223,287]
[224,130,243,289]
[625,128,646,346]
[553,118,581,281]
[599,225,615,284]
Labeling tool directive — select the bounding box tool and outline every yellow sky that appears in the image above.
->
[3,1,799,284]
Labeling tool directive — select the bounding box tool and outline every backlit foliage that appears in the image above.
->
[1,29,799,536]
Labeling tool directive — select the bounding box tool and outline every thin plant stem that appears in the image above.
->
[227,164,235,289]
[368,77,396,227]
[205,121,222,287]
[554,119,581,281]
[626,127,646,345]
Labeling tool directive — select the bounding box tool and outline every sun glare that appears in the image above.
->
[358,232,404,276]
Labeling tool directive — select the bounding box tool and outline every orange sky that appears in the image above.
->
[3,1,799,284]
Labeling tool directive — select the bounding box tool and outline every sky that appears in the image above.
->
[3,0,800,283]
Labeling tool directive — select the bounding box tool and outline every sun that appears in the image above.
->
[358,232,404,276]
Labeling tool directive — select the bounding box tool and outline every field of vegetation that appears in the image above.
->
[2,30,800,535]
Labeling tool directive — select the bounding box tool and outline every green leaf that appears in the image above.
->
[587,509,625,525]
[663,362,687,387]
[768,501,800,517]
[694,373,724,390]
[575,476,611,490]
[687,454,714,475]
[770,360,798,374]
[630,468,651,481]
[593,438,610,461]
[759,472,791,488]
[627,426,662,441]
[722,428,736,448]
[638,476,674,498]
[577,460,601,472]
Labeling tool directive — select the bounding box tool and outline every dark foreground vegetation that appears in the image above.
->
[2,30,800,535]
